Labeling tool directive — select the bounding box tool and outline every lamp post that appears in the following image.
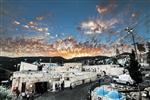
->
[125,27,138,60]
[125,27,142,100]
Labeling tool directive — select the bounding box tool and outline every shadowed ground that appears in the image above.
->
[35,83,94,100]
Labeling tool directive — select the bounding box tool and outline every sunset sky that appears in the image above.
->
[0,0,150,59]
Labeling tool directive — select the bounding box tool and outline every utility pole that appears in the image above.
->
[125,27,143,100]
[125,27,138,60]
[0,48,1,56]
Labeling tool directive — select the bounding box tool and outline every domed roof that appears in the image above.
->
[96,87,109,96]
[106,91,123,100]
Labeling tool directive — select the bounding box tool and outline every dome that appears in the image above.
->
[96,87,109,96]
[106,91,123,100]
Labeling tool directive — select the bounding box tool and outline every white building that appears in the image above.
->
[55,63,83,72]
[11,62,97,94]
[11,71,61,93]
[19,62,38,71]
[83,65,124,76]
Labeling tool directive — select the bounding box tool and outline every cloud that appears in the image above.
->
[28,21,37,27]
[0,36,134,59]
[96,0,117,15]
[96,5,109,15]
[78,18,118,35]
[34,11,53,21]
[36,16,44,21]
[22,25,29,29]
[12,20,50,34]
[13,21,20,25]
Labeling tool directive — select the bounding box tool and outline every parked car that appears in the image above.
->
[145,73,150,79]
[113,74,134,85]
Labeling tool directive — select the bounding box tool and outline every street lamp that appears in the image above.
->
[125,27,138,60]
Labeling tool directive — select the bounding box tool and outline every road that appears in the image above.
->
[35,83,93,100]
[35,76,112,100]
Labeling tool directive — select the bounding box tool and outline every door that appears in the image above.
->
[21,82,26,92]
[35,82,48,94]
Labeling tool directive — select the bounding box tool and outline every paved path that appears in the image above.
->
[35,76,112,100]
[35,83,95,100]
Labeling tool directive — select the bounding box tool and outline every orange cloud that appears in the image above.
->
[0,37,134,59]
[96,0,117,15]
[96,5,108,14]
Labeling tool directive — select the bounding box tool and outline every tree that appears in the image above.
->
[128,50,142,84]
[128,50,142,100]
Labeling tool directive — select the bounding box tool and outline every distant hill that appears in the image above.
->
[0,56,13,61]
[67,56,110,63]
[0,55,110,63]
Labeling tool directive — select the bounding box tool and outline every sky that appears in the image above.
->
[0,0,150,59]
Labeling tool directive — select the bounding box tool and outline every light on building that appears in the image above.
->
[30,84,33,88]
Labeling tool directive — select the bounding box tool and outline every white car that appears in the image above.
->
[145,73,150,78]
[113,74,134,85]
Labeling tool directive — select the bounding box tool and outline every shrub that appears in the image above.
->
[0,86,12,100]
